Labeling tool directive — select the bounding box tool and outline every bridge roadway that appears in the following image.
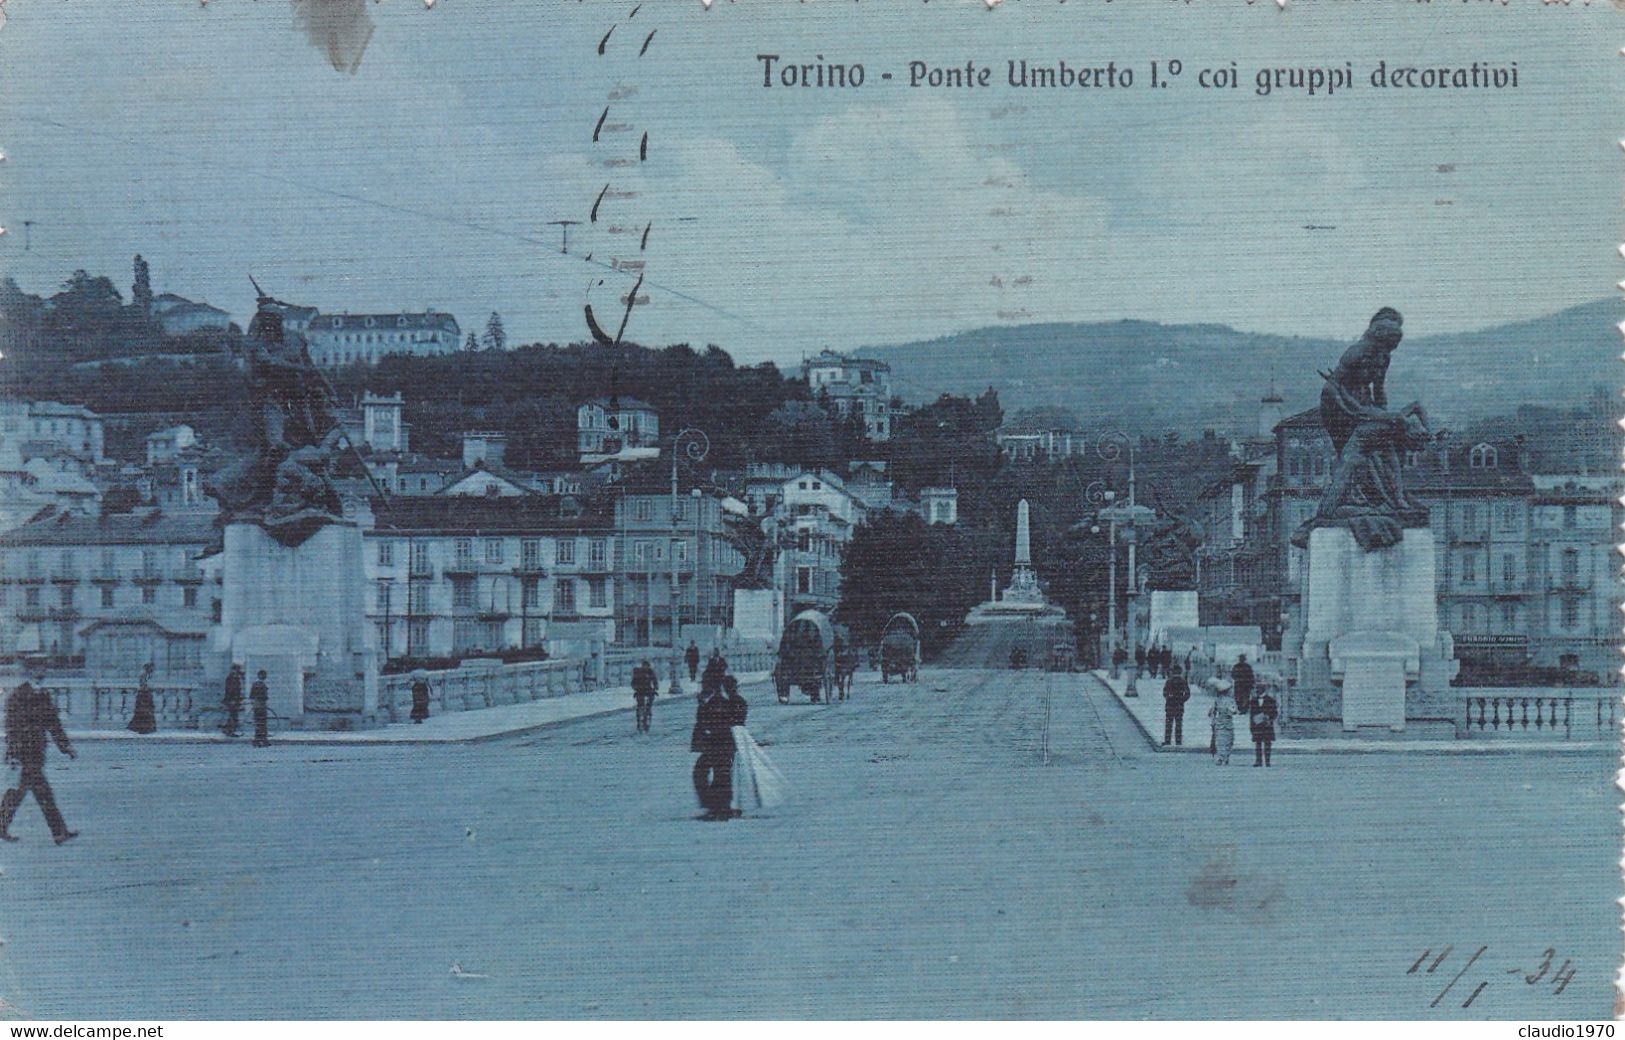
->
[0,667,1612,1018]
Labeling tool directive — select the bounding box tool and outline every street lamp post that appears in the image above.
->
[1089,429,1153,695]
[669,428,709,696]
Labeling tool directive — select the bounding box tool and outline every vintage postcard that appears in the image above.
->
[0,0,1617,1024]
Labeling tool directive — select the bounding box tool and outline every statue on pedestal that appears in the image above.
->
[208,285,347,547]
[1292,308,1435,552]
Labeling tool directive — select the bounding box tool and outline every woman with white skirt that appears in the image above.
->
[723,676,787,815]
[1207,678,1237,766]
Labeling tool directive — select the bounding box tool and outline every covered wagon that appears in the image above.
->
[880,612,921,684]
[774,610,837,704]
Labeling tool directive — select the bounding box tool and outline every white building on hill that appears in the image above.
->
[305,312,460,366]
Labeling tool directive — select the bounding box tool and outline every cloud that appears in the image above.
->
[529,94,1119,352]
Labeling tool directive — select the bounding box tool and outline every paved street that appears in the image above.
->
[0,668,1614,1019]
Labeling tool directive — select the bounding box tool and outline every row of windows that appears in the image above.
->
[377,538,608,569]
[383,576,607,614]
[1459,600,1584,631]
[3,583,198,609]
[5,548,194,577]
[629,497,704,523]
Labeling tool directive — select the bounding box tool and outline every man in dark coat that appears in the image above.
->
[1250,688,1279,767]
[1161,664,1191,746]
[250,670,271,748]
[632,659,658,733]
[0,659,77,844]
[1231,654,1256,714]
[700,649,727,698]
[410,673,432,724]
[1134,644,1146,676]
[221,663,245,738]
[1111,645,1126,678]
[690,684,735,820]
[684,641,700,682]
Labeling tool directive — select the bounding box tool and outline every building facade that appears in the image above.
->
[1528,475,1618,679]
[305,312,461,366]
[612,480,745,647]
[577,397,661,460]
[773,470,865,616]
[7,400,106,468]
[150,293,233,336]
[365,497,617,661]
[802,350,895,441]
[995,428,1083,463]
[0,510,220,676]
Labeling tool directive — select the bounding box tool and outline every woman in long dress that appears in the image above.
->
[1207,678,1236,766]
[724,676,786,816]
[127,662,158,735]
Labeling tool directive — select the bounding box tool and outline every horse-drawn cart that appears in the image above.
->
[775,610,837,704]
[880,612,921,684]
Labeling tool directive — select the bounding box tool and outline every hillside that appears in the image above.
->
[859,299,1620,435]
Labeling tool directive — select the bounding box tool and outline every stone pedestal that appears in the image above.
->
[1296,527,1457,733]
[733,589,784,644]
[208,522,377,727]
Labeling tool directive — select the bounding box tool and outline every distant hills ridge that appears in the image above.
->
[856,298,1620,436]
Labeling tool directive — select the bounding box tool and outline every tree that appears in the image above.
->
[760,401,835,467]
[483,312,506,352]
[463,331,479,352]
[886,392,1005,523]
[836,512,1003,658]
[131,254,153,315]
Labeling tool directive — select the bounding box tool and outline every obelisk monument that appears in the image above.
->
[1006,498,1040,602]
[964,498,1066,628]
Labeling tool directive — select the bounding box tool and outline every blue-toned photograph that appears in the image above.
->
[0,0,1617,1021]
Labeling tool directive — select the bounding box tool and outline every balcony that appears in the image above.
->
[476,606,512,621]
[15,605,47,622]
[131,571,165,586]
[89,571,122,585]
[14,573,45,586]
[49,571,80,584]
[1547,575,1592,592]
[173,567,206,585]
[47,606,79,620]
[1449,531,1487,545]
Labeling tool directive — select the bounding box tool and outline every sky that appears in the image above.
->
[0,0,1618,365]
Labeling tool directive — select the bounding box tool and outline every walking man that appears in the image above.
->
[250,669,271,748]
[1231,653,1256,715]
[221,662,245,738]
[1134,644,1146,677]
[685,641,700,683]
[0,658,77,845]
[1162,664,1191,747]
[632,658,658,733]
[701,648,727,698]
[1111,644,1126,679]
[690,681,734,820]
[1250,686,1279,767]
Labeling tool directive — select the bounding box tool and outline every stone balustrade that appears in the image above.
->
[1455,687,1620,742]
[40,680,200,729]
[376,646,778,723]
